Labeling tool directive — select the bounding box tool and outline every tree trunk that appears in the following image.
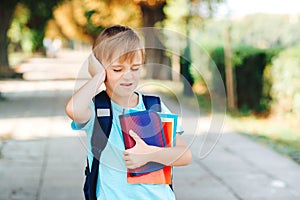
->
[139,2,172,80]
[180,45,194,96]
[224,24,237,111]
[180,2,195,96]
[0,2,17,78]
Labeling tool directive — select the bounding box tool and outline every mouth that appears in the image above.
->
[120,83,133,87]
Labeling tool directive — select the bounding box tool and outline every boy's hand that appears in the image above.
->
[88,53,106,81]
[123,130,157,169]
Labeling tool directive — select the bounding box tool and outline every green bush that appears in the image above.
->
[270,45,300,116]
[209,45,277,113]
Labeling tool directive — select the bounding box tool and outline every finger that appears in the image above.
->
[123,154,130,161]
[125,161,137,169]
[124,160,132,165]
[90,52,104,69]
[126,164,137,169]
[124,148,133,155]
[129,130,141,142]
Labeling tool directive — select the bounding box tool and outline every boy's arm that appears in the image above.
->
[123,131,192,169]
[65,54,105,123]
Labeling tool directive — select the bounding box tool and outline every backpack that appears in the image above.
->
[84,90,165,200]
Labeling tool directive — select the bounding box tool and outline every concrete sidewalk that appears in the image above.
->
[0,50,300,200]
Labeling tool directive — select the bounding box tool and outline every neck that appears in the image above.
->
[106,90,138,108]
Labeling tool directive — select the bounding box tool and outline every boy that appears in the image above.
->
[65,25,192,200]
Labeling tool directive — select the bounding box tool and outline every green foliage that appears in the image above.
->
[8,4,33,52]
[239,14,300,48]
[21,0,63,51]
[209,45,277,112]
[84,10,105,39]
[163,0,225,46]
[232,14,288,48]
[6,1,63,53]
[200,14,300,49]
[270,45,300,116]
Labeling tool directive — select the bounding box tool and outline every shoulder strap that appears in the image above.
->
[85,90,112,200]
[84,158,99,200]
[92,90,112,159]
[142,94,162,112]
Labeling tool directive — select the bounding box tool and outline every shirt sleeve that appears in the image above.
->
[160,101,184,135]
[71,102,95,134]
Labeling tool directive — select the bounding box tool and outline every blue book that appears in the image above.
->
[119,110,166,176]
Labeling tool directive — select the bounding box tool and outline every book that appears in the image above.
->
[120,111,178,184]
[127,113,178,184]
[159,113,178,147]
[119,110,166,176]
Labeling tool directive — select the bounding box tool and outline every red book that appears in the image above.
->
[119,110,166,176]
[120,112,178,185]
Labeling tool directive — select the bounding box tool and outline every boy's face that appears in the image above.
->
[105,51,142,98]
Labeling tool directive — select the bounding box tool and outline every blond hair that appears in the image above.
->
[92,25,145,67]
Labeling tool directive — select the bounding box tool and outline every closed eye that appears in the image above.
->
[113,69,122,72]
[111,65,123,72]
[131,67,140,71]
[131,64,142,71]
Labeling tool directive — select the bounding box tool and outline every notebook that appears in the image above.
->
[119,110,166,176]
[126,113,178,184]
[120,111,177,184]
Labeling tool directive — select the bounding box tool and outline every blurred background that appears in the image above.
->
[2,0,300,163]
[1,0,300,199]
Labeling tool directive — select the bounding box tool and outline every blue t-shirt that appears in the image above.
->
[72,92,183,200]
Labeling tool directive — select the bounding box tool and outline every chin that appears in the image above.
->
[113,88,135,98]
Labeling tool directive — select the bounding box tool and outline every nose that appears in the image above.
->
[122,70,133,79]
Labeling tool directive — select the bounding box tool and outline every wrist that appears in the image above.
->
[147,145,161,163]
[92,73,105,88]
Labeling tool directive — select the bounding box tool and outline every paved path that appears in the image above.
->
[0,50,300,200]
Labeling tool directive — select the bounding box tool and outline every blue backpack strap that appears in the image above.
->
[84,90,112,200]
[91,90,112,159]
[84,158,99,200]
[142,94,162,112]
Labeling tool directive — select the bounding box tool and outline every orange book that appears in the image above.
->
[127,114,177,184]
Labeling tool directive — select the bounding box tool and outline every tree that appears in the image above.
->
[0,0,62,78]
[49,0,141,45]
[0,0,19,77]
[22,0,63,51]
[163,0,224,96]
[136,0,172,80]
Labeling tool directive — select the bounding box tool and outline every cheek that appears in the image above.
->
[133,71,141,80]
[105,71,122,85]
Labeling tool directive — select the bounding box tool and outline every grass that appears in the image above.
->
[227,114,300,164]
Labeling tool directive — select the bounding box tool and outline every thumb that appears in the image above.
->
[129,130,141,142]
